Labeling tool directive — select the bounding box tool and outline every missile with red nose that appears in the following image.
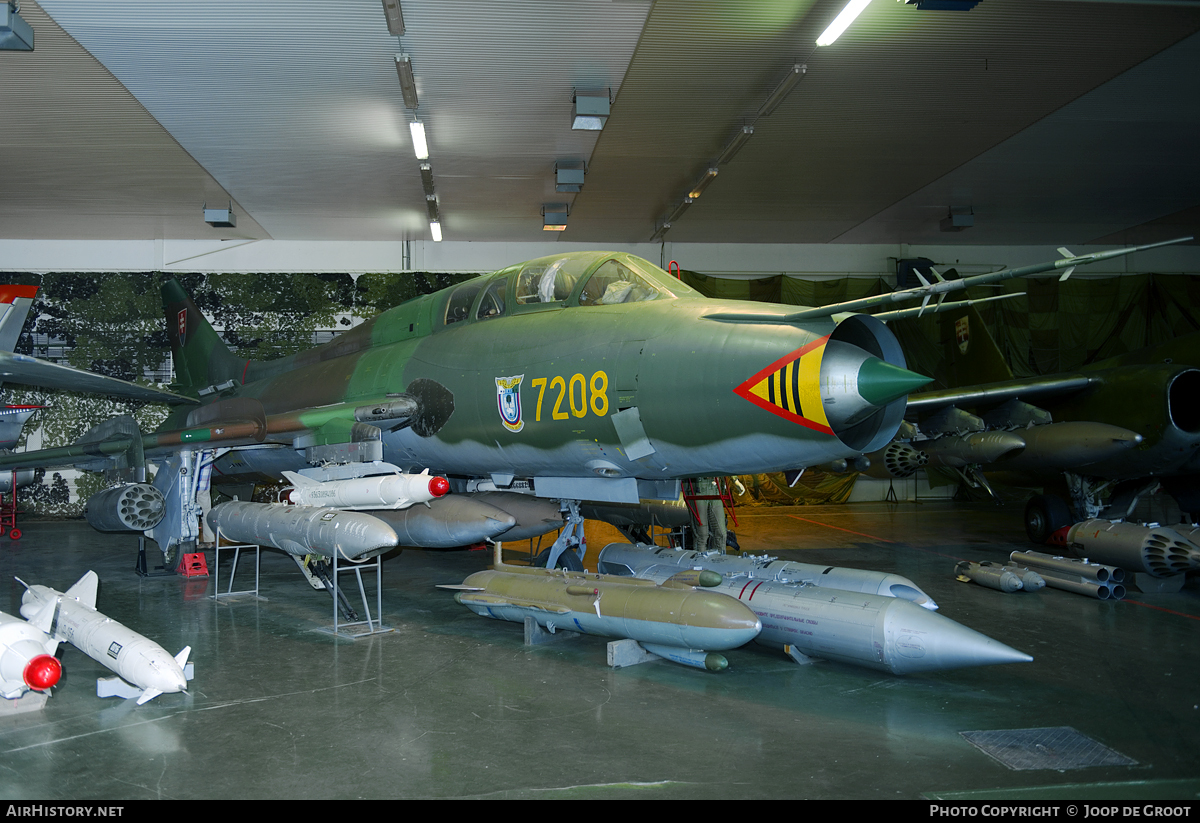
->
[19,572,190,705]
[0,603,61,700]
[281,469,451,510]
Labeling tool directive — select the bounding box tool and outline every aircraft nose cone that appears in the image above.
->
[856,357,933,407]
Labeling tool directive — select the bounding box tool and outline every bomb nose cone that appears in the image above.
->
[888,602,1032,674]
[856,357,933,407]
[24,654,61,691]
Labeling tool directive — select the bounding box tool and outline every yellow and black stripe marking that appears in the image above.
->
[733,336,833,435]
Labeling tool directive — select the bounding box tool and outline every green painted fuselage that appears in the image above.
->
[163,251,910,491]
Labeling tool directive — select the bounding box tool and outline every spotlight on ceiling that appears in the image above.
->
[940,206,974,232]
[816,0,871,47]
[542,204,569,231]
[395,53,418,109]
[381,0,405,36]
[1,2,34,51]
[203,202,236,228]
[757,64,806,118]
[410,121,429,159]
[572,91,610,131]
[556,162,586,193]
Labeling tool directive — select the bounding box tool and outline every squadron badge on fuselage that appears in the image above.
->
[496,375,525,433]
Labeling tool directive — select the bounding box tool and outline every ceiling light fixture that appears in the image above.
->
[543,204,569,231]
[203,201,236,228]
[816,0,872,47]
[395,53,418,109]
[430,221,442,242]
[409,121,429,159]
[572,91,610,130]
[1,2,33,51]
[716,125,754,165]
[940,206,974,232]
[757,64,806,117]
[688,168,719,200]
[650,197,695,241]
[419,162,435,198]
[381,0,405,36]
[556,162,586,193]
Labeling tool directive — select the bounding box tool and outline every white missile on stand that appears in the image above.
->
[0,601,62,701]
[281,469,450,510]
[18,571,192,705]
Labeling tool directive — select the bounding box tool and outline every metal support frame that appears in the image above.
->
[315,551,393,640]
[134,534,176,578]
[211,527,264,601]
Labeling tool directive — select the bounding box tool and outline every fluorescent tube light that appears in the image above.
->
[410,121,428,159]
[816,0,871,46]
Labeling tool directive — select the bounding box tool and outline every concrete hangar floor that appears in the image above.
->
[1,502,1197,801]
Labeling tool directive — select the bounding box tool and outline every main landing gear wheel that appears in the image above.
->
[1024,494,1072,544]
[534,548,584,572]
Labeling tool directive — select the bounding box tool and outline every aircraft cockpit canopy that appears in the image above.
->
[438,252,697,329]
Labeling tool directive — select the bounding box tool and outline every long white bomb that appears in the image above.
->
[19,571,190,705]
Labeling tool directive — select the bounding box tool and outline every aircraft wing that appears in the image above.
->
[905,374,1094,413]
[0,351,197,405]
[703,237,1191,325]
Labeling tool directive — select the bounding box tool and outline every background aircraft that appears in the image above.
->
[876,301,1200,541]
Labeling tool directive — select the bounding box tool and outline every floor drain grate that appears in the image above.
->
[960,726,1138,771]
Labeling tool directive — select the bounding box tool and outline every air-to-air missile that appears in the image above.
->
[1061,519,1200,579]
[443,556,762,671]
[599,543,1030,674]
[596,542,939,610]
[1009,550,1125,600]
[18,571,191,705]
[0,241,1185,575]
[0,602,61,700]
[281,468,450,509]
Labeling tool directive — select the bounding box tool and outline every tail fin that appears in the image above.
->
[940,303,1014,389]
[162,279,248,395]
[64,570,99,609]
[0,285,39,353]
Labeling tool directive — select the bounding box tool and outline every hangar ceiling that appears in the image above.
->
[2,0,1199,247]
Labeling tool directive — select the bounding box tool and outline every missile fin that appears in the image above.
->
[281,471,317,487]
[25,598,58,636]
[64,571,98,609]
[1058,266,1076,282]
[174,646,191,669]
[1057,247,1073,258]
[136,687,163,705]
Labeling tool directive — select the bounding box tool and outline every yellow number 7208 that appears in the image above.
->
[530,371,608,422]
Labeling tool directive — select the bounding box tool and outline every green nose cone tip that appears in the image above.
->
[857,358,933,407]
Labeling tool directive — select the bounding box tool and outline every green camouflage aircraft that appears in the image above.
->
[0,241,1186,569]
